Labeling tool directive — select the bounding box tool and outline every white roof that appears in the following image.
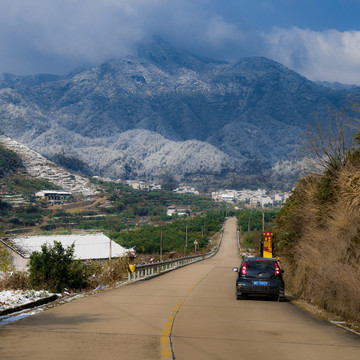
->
[36,190,71,194]
[9,233,131,260]
[34,190,72,197]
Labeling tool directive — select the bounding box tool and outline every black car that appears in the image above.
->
[233,257,285,301]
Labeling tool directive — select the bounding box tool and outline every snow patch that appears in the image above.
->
[0,290,55,311]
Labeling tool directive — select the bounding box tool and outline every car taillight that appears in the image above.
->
[275,262,280,276]
[241,262,247,275]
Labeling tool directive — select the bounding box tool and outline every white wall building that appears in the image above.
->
[1,233,133,271]
[126,180,161,191]
[34,190,72,201]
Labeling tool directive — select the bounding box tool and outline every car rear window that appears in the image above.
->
[246,259,274,270]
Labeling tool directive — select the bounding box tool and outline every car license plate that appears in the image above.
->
[253,281,268,286]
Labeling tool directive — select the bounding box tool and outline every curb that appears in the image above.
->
[0,295,60,316]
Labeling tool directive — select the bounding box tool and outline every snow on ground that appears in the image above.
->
[0,290,87,326]
[0,290,56,310]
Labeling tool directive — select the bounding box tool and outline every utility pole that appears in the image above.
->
[185,224,188,250]
[160,230,163,261]
[109,237,112,262]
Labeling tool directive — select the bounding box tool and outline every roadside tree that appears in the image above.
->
[29,241,86,292]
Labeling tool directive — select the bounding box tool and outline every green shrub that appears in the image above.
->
[28,241,86,292]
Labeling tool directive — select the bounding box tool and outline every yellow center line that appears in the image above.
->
[161,276,208,359]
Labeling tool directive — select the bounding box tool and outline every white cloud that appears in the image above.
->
[264,27,360,84]
[206,16,244,45]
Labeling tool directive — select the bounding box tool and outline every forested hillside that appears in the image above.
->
[0,144,23,177]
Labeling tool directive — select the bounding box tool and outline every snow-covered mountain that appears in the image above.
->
[0,38,358,186]
[47,129,235,181]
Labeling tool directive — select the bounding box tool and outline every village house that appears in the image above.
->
[34,190,72,205]
[172,186,199,195]
[166,205,192,217]
[1,233,133,271]
[125,180,162,191]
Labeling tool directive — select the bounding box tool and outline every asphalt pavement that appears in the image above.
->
[0,217,359,359]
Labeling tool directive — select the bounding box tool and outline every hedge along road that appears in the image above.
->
[1,218,359,360]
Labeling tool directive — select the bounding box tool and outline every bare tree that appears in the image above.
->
[299,107,360,174]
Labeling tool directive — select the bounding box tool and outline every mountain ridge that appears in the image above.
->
[0,39,357,188]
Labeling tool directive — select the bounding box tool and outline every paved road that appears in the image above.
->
[1,218,359,359]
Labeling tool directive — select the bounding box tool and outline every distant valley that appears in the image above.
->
[0,38,358,190]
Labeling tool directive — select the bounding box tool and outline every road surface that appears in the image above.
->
[0,217,359,359]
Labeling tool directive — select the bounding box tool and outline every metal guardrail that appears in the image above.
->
[127,227,224,281]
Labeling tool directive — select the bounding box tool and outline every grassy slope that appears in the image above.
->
[275,151,360,322]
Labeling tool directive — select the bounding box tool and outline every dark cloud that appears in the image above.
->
[0,0,360,83]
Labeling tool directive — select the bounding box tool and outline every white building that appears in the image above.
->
[166,205,192,217]
[1,233,133,271]
[125,180,162,191]
[173,186,199,195]
[34,190,72,204]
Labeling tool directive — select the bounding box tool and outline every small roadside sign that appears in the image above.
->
[128,264,136,274]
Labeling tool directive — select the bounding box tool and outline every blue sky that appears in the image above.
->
[1,0,360,84]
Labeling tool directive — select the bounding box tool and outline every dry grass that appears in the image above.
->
[0,271,30,290]
[85,257,128,289]
[279,162,360,322]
